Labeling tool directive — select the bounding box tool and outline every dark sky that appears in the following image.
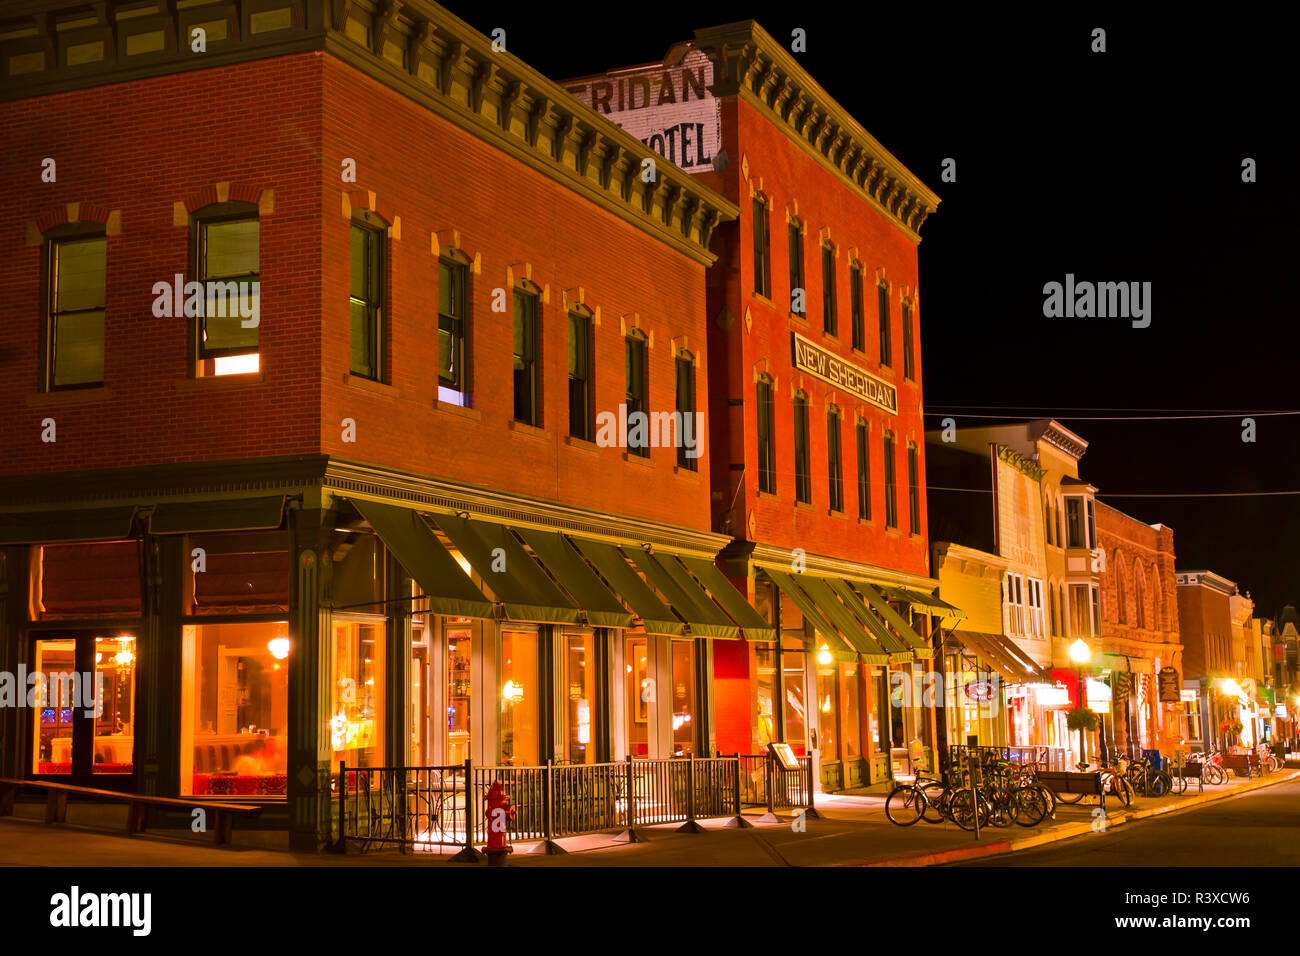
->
[467,5,1300,615]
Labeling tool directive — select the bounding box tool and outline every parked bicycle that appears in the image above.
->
[1118,753,1172,798]
[1194,750,1228,786]
[885,771,989,831]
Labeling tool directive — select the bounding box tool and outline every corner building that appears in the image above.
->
[572,21,944,791]
[0,0,741,850]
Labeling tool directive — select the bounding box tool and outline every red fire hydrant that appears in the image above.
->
[484,780,515,866]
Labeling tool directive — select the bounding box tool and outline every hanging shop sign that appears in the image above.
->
[1158,666,1182,703]
[791,332,897,414]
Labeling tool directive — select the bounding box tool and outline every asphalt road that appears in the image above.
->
[954,777,1300,866]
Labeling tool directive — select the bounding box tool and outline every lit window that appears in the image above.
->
[45,227,107,389]
[194,203,259,377]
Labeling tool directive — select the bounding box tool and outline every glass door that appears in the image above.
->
[30,631,136,789]
[445,619,473,766]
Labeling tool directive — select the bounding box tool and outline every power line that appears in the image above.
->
[929,485,1300,499]
[924,410,1299,422]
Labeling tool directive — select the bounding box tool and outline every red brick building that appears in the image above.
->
[571,22,942,790]
[0,0,744,850]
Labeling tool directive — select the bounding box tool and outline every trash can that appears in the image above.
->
[1142,749,1163,770]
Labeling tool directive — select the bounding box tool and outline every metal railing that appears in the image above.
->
[337,761,480,858]
[947,745,1070,774]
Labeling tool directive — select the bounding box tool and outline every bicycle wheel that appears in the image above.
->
[1148,771,1171,797]
[948,788,988,832]
[919,783,948,824]
[885,785,927,826]
[1036,784,1057,818]
[1170,772,1187,795]
[1012,787,1048,827]
[1204,764,1226,786]
[1055,789,1084,804]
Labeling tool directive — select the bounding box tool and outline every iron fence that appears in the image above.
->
[337,761,479,858]
[947,745,1069,775]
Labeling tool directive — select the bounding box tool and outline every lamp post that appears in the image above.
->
[1069,638,1091,767]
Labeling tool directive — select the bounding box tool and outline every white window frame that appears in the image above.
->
[1026,578,1045,639]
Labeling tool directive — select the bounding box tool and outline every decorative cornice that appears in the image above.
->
[691,20,939,242]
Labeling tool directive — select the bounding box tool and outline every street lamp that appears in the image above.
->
[1069,638,1091,766]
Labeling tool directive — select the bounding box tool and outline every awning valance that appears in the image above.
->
[0,506,136,544]
[514,528,633,629]
[624,550,740,640]
[150,496,285,534]
[677,555,777,641]
[951,629,1053,685]
[429,514,580,624]
[855,583,934,659]
[349,499,493,620]
[569,539,683,636]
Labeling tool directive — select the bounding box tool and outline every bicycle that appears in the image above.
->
[1195,750,1228,786]
[1119,753,1172,798]
[885,771,989,831]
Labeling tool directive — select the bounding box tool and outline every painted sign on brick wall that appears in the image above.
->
[564,47,721,174]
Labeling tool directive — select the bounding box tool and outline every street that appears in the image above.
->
[955,777,1300,866]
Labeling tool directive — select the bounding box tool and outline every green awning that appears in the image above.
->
[569,538,684,635]
[762,568,859,661]
[795,576,892,664]
[626,550,740,640]
[885,585,964,619]
[150,496,285,534]
[514,528,633,629]
[854,582,934,659]
[824,577,913,660]
[676,555,776,641]
[0,506,136,544]
[350,499,493,620]
[429,514,580,624]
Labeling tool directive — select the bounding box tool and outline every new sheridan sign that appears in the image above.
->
[791,333,897,414]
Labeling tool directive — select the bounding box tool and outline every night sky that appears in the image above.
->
[462,5,1300,615]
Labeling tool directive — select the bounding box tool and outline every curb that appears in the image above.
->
[860,769,1300,867]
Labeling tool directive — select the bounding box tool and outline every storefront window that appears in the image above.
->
[841,661,860,759]
[754,644,778,750]
[182,621,288,796]
[626,635,650,756]
[782,640,807,756]
[94,635,135,775]
[446,621,473,765]
[872,668,891,750]
[671,640,695,756]
[1183,695,1201,742]
[816,646,838,761]
[500,629,539,766]
[329,620,385,773]
[32,639,75,775]
[564,631,595,764]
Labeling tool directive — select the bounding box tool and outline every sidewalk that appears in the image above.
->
[1,769,1293,867]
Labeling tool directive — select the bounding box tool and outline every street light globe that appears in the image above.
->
[1068,638,1090,664]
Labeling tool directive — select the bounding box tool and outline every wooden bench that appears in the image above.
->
[1037,770,1106,808]
[0,778,260,845]
[1220,752,1260,779]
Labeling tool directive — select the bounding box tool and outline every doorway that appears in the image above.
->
[29,631,137,790]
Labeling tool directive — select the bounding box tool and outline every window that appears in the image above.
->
[794,391,811,503]
[438,257,469,404]
[563,632,596,764]
[499,629,539,766]
[675,352,697,470]
[757,376,776,494]
[568,310,594,440]
[1006,574,1025,635]
[788,221,805,316]
[349,220,384,381]
[512,287,540,425]
[1066,498,1085,548]
[44,227,106,388]
[625,331,648,457]
[752,197,771,297]
[850,263,864,351]
[192,203,259,377]
[821,244,837,335]
[902,301,914,379]
[841,661,861,759]
[329,620,385,772]
[671,640,697,756]
[826,407,843,512]
[907,442,920,534]
[1086,498,1096,549]
[1044,498,1055,546]
[878,283,891,367]
[1027,578,1045,638]
[855,420,871,519]
[816,646,838,761]
[883,432,897,527]
[1069,584,1090,637]
[182,621,289,796]
[1183,694,1201,741]
[1048,584,1059,636]
[1090,586,1101,638]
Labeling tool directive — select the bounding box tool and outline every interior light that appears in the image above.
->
[817,644,833,667]
[114,650,134,667]
[268,637,290,660]
[502,679,524,702]
[214,353,259,376]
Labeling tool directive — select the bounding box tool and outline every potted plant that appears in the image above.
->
[1066,707,1099,732]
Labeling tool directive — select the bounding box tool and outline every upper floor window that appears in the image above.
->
[1087,498,1096,550]
[1027,578,1045,638]
[438,256,470,405]
[826,406,843,512]
[788,221,805,316]
[1044,498,1055,546]
[1066,497,1084,548]
[349,218,385,381]
[675,352,697,470]
[757,375,776,494]
[877,283,891,367]
[752,197,771,298]
[902,301,914,379]
[821,244,837,336]
[883,432,897,528]
[44,225,106,389]
[849,263,864,352]
[512,285,541,426]
[793,391,811,503]
[193,202,260,377]
[625,330,648,457]
[1006,574,1025,635]
[907,442,920,534]
[855,419,870,519]
[568,309,594,441]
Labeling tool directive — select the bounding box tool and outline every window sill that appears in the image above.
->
[622,450,654,467]
[673,464,701,480]
[827,508,848,520]
[509,420,549,441]
[856,516,874,527]
[850,346,869,361]
[877,364,895,378]
[26,386,113,407]
[435,401,482,422]
[176,371,266,390]
[794,500,814,512]
[755,489,780,502]
[787,312,809,328]
[751,291,775,308]
[345,373,397,398]
[564,434,599,454]
[822,331,841,346]
[884,526,901,537]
